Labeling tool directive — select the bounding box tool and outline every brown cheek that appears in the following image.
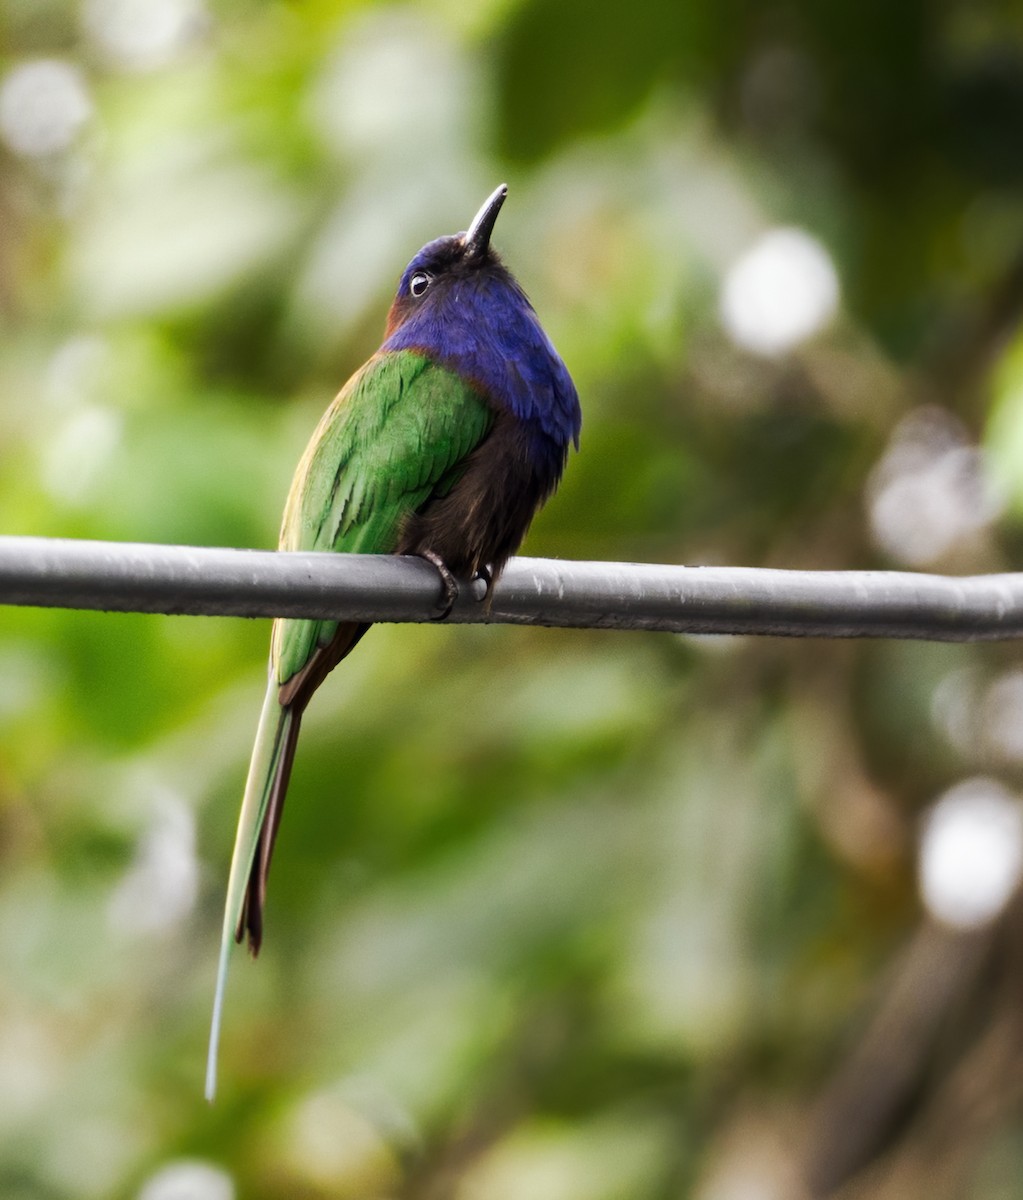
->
[385,297,411,337]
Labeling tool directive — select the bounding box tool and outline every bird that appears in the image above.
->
[205,184,581,1099]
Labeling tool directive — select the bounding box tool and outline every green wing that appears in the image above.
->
[273,350,493,684]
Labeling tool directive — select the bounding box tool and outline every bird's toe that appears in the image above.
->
[420,549,459,619]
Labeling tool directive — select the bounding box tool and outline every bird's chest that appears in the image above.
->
[397,409,559,576]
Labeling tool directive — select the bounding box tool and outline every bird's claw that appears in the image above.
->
[420,550,459,619]
[471,564,493,603]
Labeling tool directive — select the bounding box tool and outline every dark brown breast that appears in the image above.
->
[397,409,565,580]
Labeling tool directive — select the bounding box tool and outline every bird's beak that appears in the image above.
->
[462,183,508,261]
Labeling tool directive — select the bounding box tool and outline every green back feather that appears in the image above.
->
[273,350,493,684]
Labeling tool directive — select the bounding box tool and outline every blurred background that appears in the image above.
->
[3,1,1023,1197]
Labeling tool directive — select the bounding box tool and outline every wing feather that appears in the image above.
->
[273,350,493,685]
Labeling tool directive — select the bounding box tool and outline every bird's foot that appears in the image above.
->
[473,563,500,612]
[420,550,459,619]
[471,563,493,603]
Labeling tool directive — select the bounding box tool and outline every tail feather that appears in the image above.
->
[205,675,300,1102]
[241,705,303,953]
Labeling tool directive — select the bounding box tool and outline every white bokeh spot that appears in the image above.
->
[867,407,1002,566]
[82,0,208,71]
[0,59,92,158]
[719,226,839,356]
[108,785,200,935]
[919,778,1023,930]
[981,669,1023,763]
[137,1160,234,1200]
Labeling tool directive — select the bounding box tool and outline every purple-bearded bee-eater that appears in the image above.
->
[205,185,581,1099]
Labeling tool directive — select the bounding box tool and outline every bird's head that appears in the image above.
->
[384,183,511,339]
[382,185,580,453]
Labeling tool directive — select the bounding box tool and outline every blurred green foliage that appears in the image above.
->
[4,1,1023,1198]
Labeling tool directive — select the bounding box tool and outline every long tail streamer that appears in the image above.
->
[205,675,295,1102]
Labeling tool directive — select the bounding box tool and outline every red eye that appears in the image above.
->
[410,272,431,297]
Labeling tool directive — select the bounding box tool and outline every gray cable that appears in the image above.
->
[1,535,1021,641]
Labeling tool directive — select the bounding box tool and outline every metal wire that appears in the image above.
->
[0,535,1022,640]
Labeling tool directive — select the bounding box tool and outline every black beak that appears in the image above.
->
[462,183,508,262]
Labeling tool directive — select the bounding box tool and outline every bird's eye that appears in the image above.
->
[409,271,431,298]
